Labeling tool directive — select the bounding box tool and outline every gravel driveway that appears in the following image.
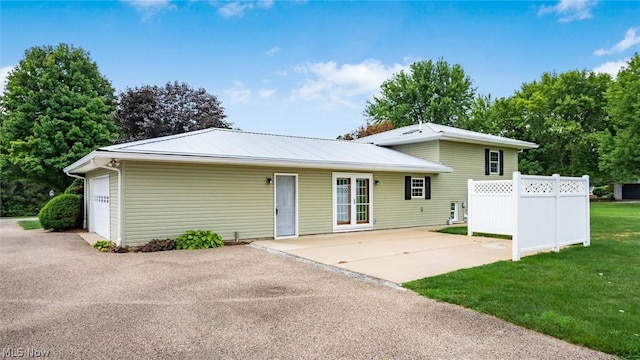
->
[0,220,611,359]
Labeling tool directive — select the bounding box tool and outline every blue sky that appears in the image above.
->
[2,1,639,138]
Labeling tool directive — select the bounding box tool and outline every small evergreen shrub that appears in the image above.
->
[592,186,611,198]
[38,194,82,231]
[93,240,113,252]
[136,239,176,252]
[175,230,223,250]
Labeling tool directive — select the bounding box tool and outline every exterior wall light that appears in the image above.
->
[374,180,380,186]
[266,177,273,184]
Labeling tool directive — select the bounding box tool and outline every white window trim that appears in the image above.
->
[450,202,459,222]
[489,150,500,174]
[273,173,299,240]
[332,172,373,232]
[411,177,425,199]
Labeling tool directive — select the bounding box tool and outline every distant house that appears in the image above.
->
[614,181,640,200]
[63,123,537,246]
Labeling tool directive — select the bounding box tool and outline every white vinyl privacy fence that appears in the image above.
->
[468,172,590,261]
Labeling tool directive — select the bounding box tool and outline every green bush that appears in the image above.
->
[592,186,611,198]
[93,240,113,252]
[175,230,223,250]
[64,178,84,195]
[38,194,82,231]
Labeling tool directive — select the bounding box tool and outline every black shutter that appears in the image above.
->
[485,149,490,175]
[499,150,504,176]
[424,176,431,200]
[404,176,411,200]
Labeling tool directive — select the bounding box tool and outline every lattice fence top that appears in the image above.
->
[520,178,555,194]
[472,181,513,194]
[559,179,586,194]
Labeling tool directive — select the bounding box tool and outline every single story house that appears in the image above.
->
[63,123,538,246]
[614,181,640,200]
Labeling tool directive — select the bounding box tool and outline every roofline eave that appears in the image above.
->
[64,150,453,175]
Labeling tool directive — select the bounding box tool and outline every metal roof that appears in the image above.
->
[64,128,453,174]
[356,123,538,149]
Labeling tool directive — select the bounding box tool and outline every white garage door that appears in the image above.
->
[90,176,110,240]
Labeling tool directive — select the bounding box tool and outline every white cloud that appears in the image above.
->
[291,59,408,107]
[0,65,15,94]
[592,59,628,77]
[122,0,175,19]
[258,89,275,98]
[257,0,273,9]
[538,0,597,22]
[275,70,288,76]
[265,46,280,56]
[224,81,252,103]
[217,0,273,18]
[594,28,640,56]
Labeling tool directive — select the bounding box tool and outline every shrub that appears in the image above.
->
[175,230,223,250]
[592,186,611,198]
[64,178,84,195]
[38,194,81,231]
[93,240,113,252]
[136,239,176,252]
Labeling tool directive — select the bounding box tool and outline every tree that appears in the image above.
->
[115,82,230,142]
[599,54,640,182]
[364,59,476,128]
[0,179,49,217]
[0,43,119,193]
[494,70,612,182]
[337,121,394,140]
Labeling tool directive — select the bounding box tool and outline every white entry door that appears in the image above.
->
[333,173,373,232]
[90,176,110,239]
[275,174,297,238]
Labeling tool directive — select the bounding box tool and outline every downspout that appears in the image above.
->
[64,172,87,229]
[92,159,123,247]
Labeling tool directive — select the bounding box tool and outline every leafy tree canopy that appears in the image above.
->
[337,121,394,140]
[364,59,476,128]
[486,70,613,182]
[599,54,640,182]
[0,43,119,192]
[115,81,230,142]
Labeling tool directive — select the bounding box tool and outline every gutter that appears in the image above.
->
[92,159,123,247]
[64,171,87,229]
[66,150,454,174]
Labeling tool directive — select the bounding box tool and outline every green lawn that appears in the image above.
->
[18,219,42,230]
[437,225,512,240]
[405,202,640,358]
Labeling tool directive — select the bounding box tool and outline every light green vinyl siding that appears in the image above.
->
[85,168,118,241]
[109,141,519,244]
[121,161,333,245]
[375,140,520,227]
[437,140,518,203]
[391,141,439,163]
[372,172,448,229]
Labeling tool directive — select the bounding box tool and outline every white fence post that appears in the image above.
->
[552,174,560,253]
[583,175,590,247]
[467,179,473,237]
[512,171,521,261]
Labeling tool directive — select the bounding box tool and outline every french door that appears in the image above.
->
[333,173,373,232]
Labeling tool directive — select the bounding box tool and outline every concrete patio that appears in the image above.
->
[253,227,513,283]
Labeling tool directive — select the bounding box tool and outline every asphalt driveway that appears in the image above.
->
[0,220,610,359]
